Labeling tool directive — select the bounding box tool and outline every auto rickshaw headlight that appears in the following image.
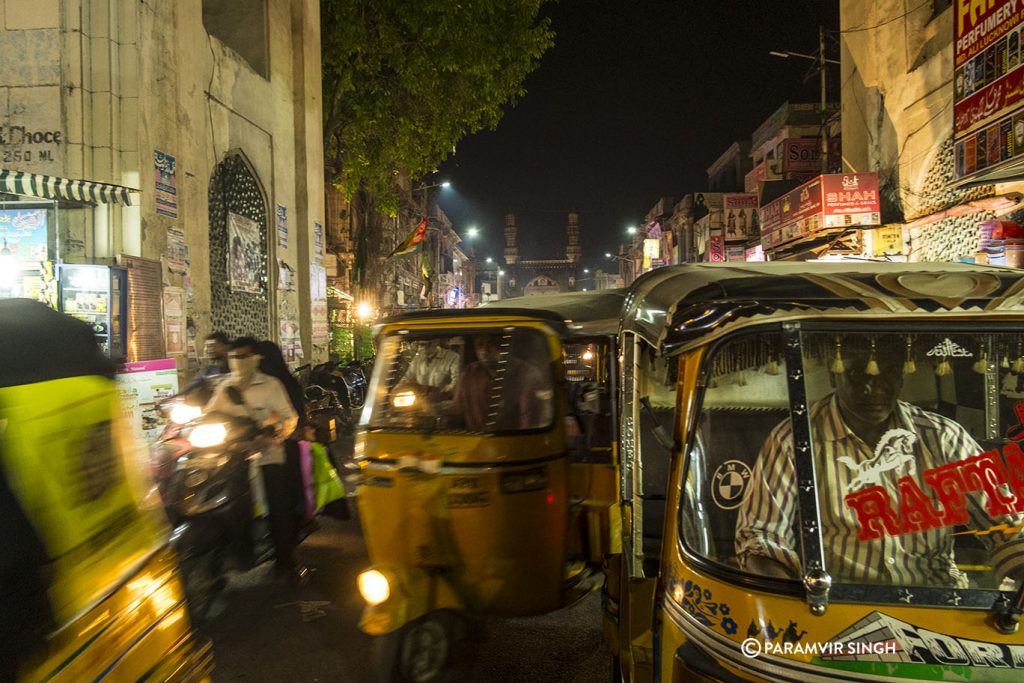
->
[188,422,227,448]
[392,390,417,408]
[169,403,203,424]
[357,569,391,606]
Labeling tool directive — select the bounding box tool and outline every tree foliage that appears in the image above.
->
[321,0,553,207]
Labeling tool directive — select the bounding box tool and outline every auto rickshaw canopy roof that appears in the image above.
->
[380,289,626,338]
[622,262,1024,356]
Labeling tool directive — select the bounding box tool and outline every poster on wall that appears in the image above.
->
[228,212,262,293]
[279,317,301,362]
[310,262,328,346]
[166,226,189,275]
[163,286,185,354]
[313,222,324,265]
[276,204,288,249]
[0,208,48,260]
[116,358,179,448]
[953,1,1024,181]
[154,150,178,218]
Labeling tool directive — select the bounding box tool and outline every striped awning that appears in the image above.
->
[0,169,138,205]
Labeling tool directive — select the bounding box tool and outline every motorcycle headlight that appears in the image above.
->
[169,403,203,424]
[188,422,227,448]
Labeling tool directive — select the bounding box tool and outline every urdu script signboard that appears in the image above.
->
[953,0,1024,180]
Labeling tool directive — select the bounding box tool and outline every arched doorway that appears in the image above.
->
[208,152,269,338]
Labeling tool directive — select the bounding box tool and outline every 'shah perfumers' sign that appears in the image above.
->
[0,124,63,167]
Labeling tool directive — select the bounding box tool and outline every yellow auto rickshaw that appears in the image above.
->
[605,262,1024,682]
[1,299,211,682]
[353,290,625,682]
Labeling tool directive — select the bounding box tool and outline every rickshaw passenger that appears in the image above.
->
[736,342,1024,587]
[449,334,551,431]
[397,339,459,398]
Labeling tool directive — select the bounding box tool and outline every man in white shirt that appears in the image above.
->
[399,339,460,399]
[206,336,303,582]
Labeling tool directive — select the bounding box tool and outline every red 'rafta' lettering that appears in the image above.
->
[1001,442,1024,504]
[959,450,1018,517]
[895,476,944,534]
[922,462,971,527]
[845,486,901,541]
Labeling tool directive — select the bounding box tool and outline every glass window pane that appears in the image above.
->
[768,331,1024,591]
[368,328,555,434]
[682,331,789,573]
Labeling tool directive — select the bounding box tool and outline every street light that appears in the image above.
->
[418,179,453,191]
[485,256,493,263]
[466,226,479,238]
[356,301,375,321]
[626,226,637,235]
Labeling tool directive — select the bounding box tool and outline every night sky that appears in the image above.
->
[437,0,840,271]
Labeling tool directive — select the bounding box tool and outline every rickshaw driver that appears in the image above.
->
[735,341,1024,588]
[397,339,460,401]
[448,334,552,431]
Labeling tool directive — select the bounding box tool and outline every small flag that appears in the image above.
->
[419,250,434,300]
[388,217,428,257]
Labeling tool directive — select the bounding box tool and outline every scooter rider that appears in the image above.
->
[205,336,306,583]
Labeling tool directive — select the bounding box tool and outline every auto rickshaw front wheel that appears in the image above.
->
[374,612,455,683]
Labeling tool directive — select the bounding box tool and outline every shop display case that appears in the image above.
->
[58,264,128,361]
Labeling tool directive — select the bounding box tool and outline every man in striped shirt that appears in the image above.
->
[735,344,1024,587]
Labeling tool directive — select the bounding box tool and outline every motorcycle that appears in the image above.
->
[151,400,271,622]
[308,359,371,434]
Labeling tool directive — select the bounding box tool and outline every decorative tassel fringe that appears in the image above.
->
[831,337,845,374]
[935,359,953,377]
[865,338,880,376]
[973,355,988,374]
[1003,356,1011,369]
[1014,358,1024,374]
[765,359,780,376]
[903,336,916,375]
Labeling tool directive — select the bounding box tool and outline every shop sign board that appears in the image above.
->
[0,208,47,261]
[953,0,1024,180]
[782,138,823,173]
[116,358,179,448]
[759,172,880,250]
[745,244,766,261]
[722,193,759,241]
[708,233,726,262]
[745,162,767,193]
[725,245,746,262]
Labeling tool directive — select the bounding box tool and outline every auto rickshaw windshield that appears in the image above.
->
[683,328,1024,602]
[368,328,556,434]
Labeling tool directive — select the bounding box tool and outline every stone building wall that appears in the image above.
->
[840,0,1024,263]
[0,0,326,366]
